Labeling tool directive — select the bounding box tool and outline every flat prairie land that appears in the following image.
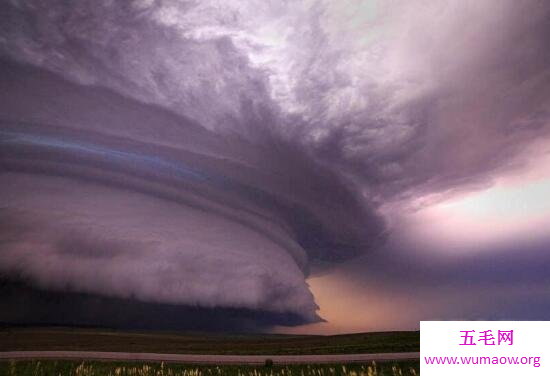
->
[0,327,419,355]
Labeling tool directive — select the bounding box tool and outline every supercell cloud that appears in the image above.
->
[0,0,549,329]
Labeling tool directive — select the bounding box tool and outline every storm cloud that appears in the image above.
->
[1,0,549,330]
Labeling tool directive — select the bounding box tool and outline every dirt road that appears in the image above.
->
[0,351,420,364]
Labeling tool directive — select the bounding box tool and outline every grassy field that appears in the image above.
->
[0,327,419,355]
[0,360,420,375]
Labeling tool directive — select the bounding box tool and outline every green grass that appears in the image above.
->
[0,327,420,355]
[0,360,420,375]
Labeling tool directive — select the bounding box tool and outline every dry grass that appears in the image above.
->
[1,360,420,376]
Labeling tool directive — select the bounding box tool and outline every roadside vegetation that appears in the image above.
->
[0,360,420,376]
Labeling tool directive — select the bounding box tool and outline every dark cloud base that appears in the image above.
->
[0,278,314,332]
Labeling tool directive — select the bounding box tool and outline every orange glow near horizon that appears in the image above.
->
[273,275,420,335]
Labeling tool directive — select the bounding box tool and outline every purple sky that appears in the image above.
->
[0,0,549,333]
